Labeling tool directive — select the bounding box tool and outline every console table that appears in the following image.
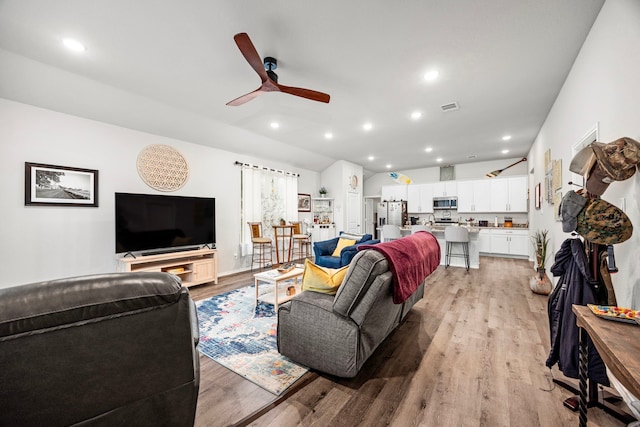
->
[117,248,217,287]
[573,304,640,426]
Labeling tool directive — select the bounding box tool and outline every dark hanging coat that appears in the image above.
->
[545,238,609,386]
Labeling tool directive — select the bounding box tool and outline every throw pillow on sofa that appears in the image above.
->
[331,238,357,256]
[301,259,348,295]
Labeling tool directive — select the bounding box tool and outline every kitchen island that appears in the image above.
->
[428,227,480,269]
[378,226,480,269]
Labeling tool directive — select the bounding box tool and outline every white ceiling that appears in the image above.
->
[0,0,604,174]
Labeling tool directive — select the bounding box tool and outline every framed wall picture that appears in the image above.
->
[552,159,563,191]
[25,162,99,207]
[554,191,563,221]
[535,183,541,209]
[297,193,311,212]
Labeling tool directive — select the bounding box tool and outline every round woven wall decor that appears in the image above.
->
[137,144,189,191]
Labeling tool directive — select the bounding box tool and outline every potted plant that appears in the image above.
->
[530,229,551,295]
[532,229,549,270]
[279,218,286,226]
[319,187,327,197]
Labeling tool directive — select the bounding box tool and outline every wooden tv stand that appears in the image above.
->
[117,248,218,287]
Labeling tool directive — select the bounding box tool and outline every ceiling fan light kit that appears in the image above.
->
[227,33,330,106]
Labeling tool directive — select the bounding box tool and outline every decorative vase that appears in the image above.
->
[320,193,326,198]
[530,267,552,295]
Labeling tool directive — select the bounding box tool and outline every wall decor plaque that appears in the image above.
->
[137,144,189,191]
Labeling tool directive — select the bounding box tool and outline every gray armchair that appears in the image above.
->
[0,272,200,427]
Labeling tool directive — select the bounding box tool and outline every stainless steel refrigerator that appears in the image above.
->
[377,201,407,227]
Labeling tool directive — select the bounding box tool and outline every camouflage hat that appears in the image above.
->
[575,197,633,245]
[570,137,640,196]
[592,137,640,181]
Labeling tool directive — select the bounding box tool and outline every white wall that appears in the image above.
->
[0,98,320,288]
[320,160,363,233]
[528,0,640,307]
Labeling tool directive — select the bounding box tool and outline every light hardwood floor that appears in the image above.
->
[189,257,628,427]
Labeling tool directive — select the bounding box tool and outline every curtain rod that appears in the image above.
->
[234,161,299,177]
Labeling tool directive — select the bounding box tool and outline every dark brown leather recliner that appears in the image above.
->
[0,272,200,427]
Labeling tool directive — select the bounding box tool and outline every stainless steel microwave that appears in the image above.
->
[433,197,458,210]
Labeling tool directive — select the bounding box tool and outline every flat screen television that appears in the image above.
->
[115,192,215,254]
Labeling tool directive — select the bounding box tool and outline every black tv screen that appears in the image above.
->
[115,192,215,254]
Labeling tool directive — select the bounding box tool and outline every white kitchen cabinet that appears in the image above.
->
[478,229,491,253]
[381,185,408,201]
[490,176,528,212]
[312,198,334,224]
[407,183,434,213]
[310,224,336,242]
[432,181,457,197]
[507,176,528,212]
[457,180,492,213]
[490,229,529,257]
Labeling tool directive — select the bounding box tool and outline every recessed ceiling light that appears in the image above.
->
[324,132,333,139]
[502,135,512,141]
[62,38,86,53]
[411,111,422,120]
[386,164,392,169]
[363,122,373,131]
[436,157,443,163]
[368,156,375,161]
[425,147,433,153]
[424,70,439,82]
[501,149,510,154]
[270,122,279,129]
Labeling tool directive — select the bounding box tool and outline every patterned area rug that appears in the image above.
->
[196,284,308,395]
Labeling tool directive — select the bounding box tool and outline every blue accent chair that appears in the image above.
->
[313,232,379,268]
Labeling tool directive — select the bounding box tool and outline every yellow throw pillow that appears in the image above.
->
[301,259,349,295]
[331,238,357,257]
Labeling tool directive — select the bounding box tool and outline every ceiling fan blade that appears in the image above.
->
[233,33,270,83]
[226,87,264,106]
[277,83,330,103]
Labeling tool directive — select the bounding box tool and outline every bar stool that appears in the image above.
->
[444,226,470,271]
[382,224,402,242]
[248,222,273,271]
[290,221,311,261]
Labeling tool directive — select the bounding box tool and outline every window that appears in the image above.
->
[241,165,297,255]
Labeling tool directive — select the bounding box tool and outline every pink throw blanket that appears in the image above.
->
[358,231,441,303]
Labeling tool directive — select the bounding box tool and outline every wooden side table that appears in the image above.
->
[573,305,640,426]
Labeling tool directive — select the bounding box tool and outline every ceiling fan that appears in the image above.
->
[226,33,330,106]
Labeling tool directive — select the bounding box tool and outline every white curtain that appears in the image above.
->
[241,166,297,256]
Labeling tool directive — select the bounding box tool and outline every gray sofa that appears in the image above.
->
[277,249,425,377]
[0,272,200,427]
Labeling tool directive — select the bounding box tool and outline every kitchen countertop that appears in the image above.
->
[379,225,529,233]
[412,225,528,233]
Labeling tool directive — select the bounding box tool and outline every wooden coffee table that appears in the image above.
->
[253,267,304,312]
